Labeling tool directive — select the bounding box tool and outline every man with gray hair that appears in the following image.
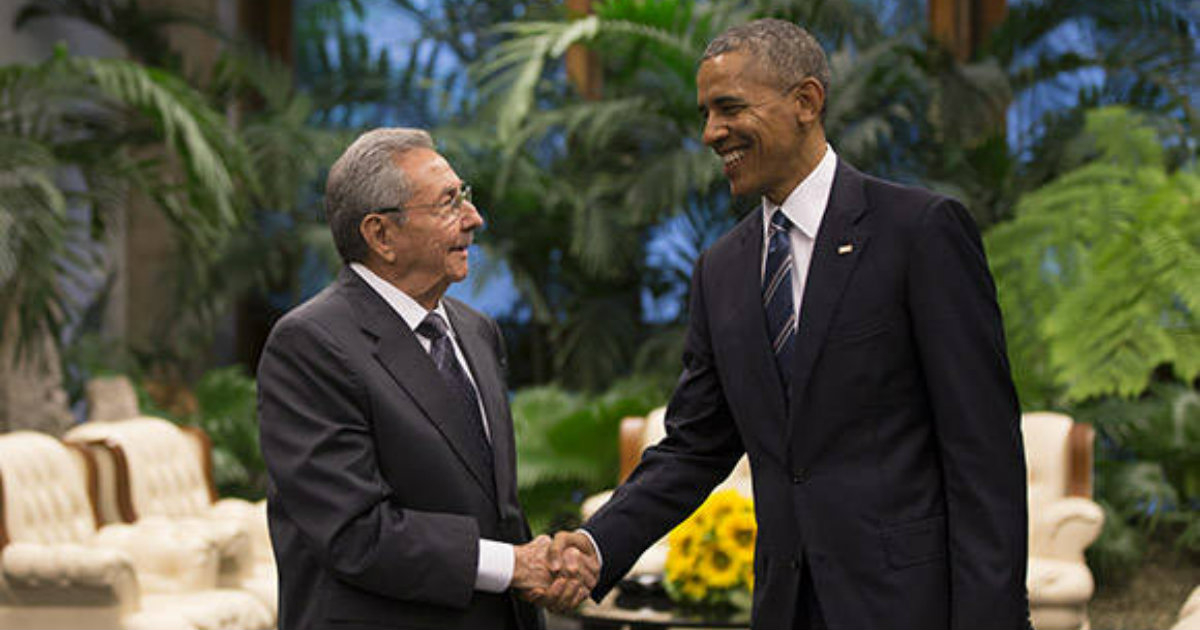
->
[548,18,1030,629]
[258,128,586,629]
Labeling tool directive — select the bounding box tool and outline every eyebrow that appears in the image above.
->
[698,95,747,115]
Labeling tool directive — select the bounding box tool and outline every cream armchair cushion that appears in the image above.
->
[1174,586,1200,630]
[2,543,136,605]
[64,417,275,611]
[581,407,752,576]
[0,431,272,629]
[1023,412,1105,630]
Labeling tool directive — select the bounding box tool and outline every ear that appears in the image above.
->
[793,77,825,126]
[359,214,396,263]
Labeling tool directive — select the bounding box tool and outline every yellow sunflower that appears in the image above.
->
[699,546,742,589]
[700,489,748,524]
[668,520,701,561]
[665,545,697,583]
[716,510,757,562]
[680,570,708,602]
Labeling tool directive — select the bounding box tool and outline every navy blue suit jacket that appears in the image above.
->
[585,161,1029,629]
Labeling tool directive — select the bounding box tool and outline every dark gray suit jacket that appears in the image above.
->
[585,161,1030,629]
[258,268,539,630]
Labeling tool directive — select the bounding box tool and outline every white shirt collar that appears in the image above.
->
[762,143,837,239]
[349,262,451,334]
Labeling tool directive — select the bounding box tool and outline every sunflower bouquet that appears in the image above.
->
[663,489,756,612]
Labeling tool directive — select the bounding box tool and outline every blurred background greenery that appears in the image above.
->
[0,0,1196,600]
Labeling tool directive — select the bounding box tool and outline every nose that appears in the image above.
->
[702,114,727,148]
[462,199,484,231]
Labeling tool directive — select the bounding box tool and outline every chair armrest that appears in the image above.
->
[95,517,220,593]
[0,542,139,607]
[580,490,613,521]
[210,498,272,565]
[175,516,253,568]
[1030,497,1104,562]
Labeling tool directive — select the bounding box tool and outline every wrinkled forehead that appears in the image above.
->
[697,51,776,102]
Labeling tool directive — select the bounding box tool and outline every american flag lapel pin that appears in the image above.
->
[837,243,854,255]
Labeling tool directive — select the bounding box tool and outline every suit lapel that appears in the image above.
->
[340,271,498,506]
[729,213,791,438]
[788,161,871,439]
[445,301,519,521]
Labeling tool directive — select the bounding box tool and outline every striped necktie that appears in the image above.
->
[763,211,797,386]
[416,313,494,473]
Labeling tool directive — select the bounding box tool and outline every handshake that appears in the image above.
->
[511,531,599,613]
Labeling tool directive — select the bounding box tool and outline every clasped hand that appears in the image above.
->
[511,531,599,613]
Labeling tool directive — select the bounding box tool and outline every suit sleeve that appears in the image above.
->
[257,315,479,608]
[907,199,1029,629]
[585,251,745,597]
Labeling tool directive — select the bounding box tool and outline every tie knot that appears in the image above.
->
[416,312,449,340]
[770,211,792,233]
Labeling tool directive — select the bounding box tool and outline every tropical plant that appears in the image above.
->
[1070,382,1200,584]
[980,0,1200,223]
[11,0,359,381]
[513,376,670,533]
[0,45,244,364]
[187,366,265,500]
[14,0,220,69]
[986,106,1200,406]
[462,0,1012,388]
[153,46,353,373]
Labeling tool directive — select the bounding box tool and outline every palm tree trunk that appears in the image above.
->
[0,308,75,435]
[929,0,1007,61]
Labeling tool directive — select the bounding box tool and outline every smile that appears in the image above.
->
[720,148,747,174]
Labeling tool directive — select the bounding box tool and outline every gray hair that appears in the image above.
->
[702,19,831,106]
[324,127,435,263]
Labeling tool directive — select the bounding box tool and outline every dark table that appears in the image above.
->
[572,590,750,630]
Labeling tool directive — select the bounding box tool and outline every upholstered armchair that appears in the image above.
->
[580,407,753,576]
[1023,412,1105,630]
[63,417,276,613]
[0,431,272,630]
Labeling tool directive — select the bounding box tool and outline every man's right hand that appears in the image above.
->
[512,535,553,596]
[533,530,600,613]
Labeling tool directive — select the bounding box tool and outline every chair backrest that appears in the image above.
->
[1022,411,1095,508]
[0,432,99,546]
[618,408,667,482]
[618,407,752,496]
[65,417,214,522]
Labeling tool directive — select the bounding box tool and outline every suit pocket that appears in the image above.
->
[825,312,897,346]
[881,514,948,569]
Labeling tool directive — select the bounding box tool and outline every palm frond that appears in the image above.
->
[987,106,1200,403]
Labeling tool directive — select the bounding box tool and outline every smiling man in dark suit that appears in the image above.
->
[258,128,561,630]
[547,19,1031,630]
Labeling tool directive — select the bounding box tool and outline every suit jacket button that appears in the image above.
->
[790,557,802,570]
[792,468,809,484]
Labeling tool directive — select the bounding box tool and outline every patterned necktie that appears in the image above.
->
[416,313,494,472]
[763,211,797,386]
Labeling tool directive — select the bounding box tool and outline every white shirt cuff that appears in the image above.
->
[475,539,514,592]
[578,528,603,570]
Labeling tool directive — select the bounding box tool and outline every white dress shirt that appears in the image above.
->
[760,143,838,316]
[350,262,512,593]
